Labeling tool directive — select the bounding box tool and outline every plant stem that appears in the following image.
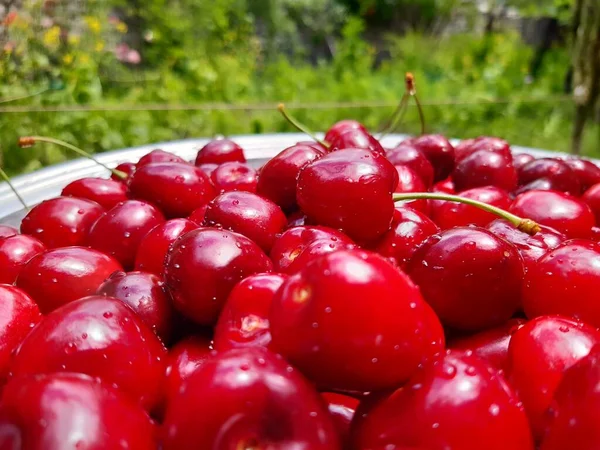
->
[0,167,28,211]
[277,104,330,149]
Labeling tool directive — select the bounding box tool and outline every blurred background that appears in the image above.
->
[0,0,598,174]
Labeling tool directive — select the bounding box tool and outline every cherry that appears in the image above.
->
[0,235,46,284]
[296,148,397,243]
[214,273,287,351]
[393,165,428,212]
[433,177,455,194]
[411,134,455,182]
[513,152,535,170]
[20,196,104,248]
[386,143,435,187]
[0,373,157,450]
[297,140,328,153]
[507,315,600,440]
[210,161,258,193]
[137,149,186,167]
[97,271,176,343]
[164,228,273,326]
[269,225,355,274]
[564,157,600,191]
[188,204,207,225]
[134,218,199,276]
[351,350,534,450]
[455,136,511,162]
[269,249,444,392]
[321,392,359,449]
[194,139,246,165]
[112,161,136,181]
[256,144,325,212]
[324,120,367,144]
[16,246,122,314]
[510,190,595,238]
[523,240,600,327]
[430,186,511,230]
[161,347,340,449]
[582,182,600,224]
[406,227,524,331]
[371,206,439,269]
[61,177,128,209]
[0,225,17,239]
[328,128,385,155]
[9,295,166,413]
[518,158,581,196]
[203,191,287,253]
[449,318,526,373]
[87,200,166,269]
[0,285,42,384]
[196,162,218,177]
[453,149,518,192]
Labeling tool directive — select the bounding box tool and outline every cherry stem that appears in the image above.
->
[277,104,330,149]
[0,167,29,211]
[18,136,126,180]
[392,192,541,235]
[405,73,426,135]
[377,92,409,140]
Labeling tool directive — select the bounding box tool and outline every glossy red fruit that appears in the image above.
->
[513,153,535,170]
[412,134,455,182]
[194,139,246,165]
[188,204,207,225]
[269,225,355,274]
[352,351,534,450]
[328,128,385,155]
[134,218,198,275]
[523,240,600,326]
[97,271,175,343]
[582,182,600,224]
[510,190,595,238]
[16,246,122,314]
[564,157,600,191]
[87,200,166,269]
[0,225,17,239]
[322,392,359,449]
[507,315,600,440]
[137,149,186,167]
[433,177,455,194]
[196,163,218,177]
[324,120,367,144]
[0,285,41,384]
[297,148,397,243]
[20,196,104,248]
[256,144,325,212]
[407,227,524,331]
[162,347,340,450]
[372,206,439,269]
[61,177,128,209]
[9,295,166,412]
[203,191,287,253]
[214,273,287,351]
[164,228,273,326]
[112,161,136,181]
[518,158,581,196]
[453,149,518,192]
[210,161,258,193]
[455,136,511,162]
[430,186,511,230]
[0,234,45,284]
[449,318,526,372]
[393,165,427,212]
[0,373,157,450]
[386,143,435,188]
[270,249,444,392]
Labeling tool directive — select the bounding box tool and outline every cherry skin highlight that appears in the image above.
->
[0,234,46,284]
[321,392,359,449]
[210,161,258,193]
[61,177,128,210]
[194,139,246,165]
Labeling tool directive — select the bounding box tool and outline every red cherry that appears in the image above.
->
[9,295,166,412]
[269,249,444,392]
[214,273,287,351]
[296,140,328,153]
[513,153,535,170]
[269,225,355,274]
[87,200,166,269]
[564,157,600,191]
[514,177,560,195]
[507,315,600,440]
[0,373,157,450]
[371,206,439,269]
[0,235,46,284]
[297,148,397,243]
[162,347,340,449]
[134,218,199,276]
[449,318,527,372]
[210,161,258,193]
[321,392,359,449]
[510,190,595,238]
[137,149,186,167]
[411,134,455,182]
[97,271,176,343]
[393,165,427,212]
[455,136,511,162]
[407,227,524,331]
[61,177,128,209]
[112,161,136,181]
[582,182,600,224]
[164,228,273,326]
[324,120,367,144]
[430,186,511,230]
[352,351,534,450]
[453,149,518,192]
[523,240,600,326]
[256,144,325,212]
[518,158,581,196]
[203,191,287,253]
[386,143,435,187]
[16,246,122,314]
[0,225,17,239]
[433,177,455,194]
[196,162,218,177]
[194,139,246,165]
[20,196,104,248]
[188,204,207,225]
[328,128,385,155]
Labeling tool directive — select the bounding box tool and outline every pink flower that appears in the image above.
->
[115,43,142,65]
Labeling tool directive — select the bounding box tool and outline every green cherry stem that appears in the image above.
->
[277,104,330,149]
[392,192,541,235]
[0,167,29,211]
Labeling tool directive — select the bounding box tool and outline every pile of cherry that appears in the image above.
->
[2,121,600,450]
